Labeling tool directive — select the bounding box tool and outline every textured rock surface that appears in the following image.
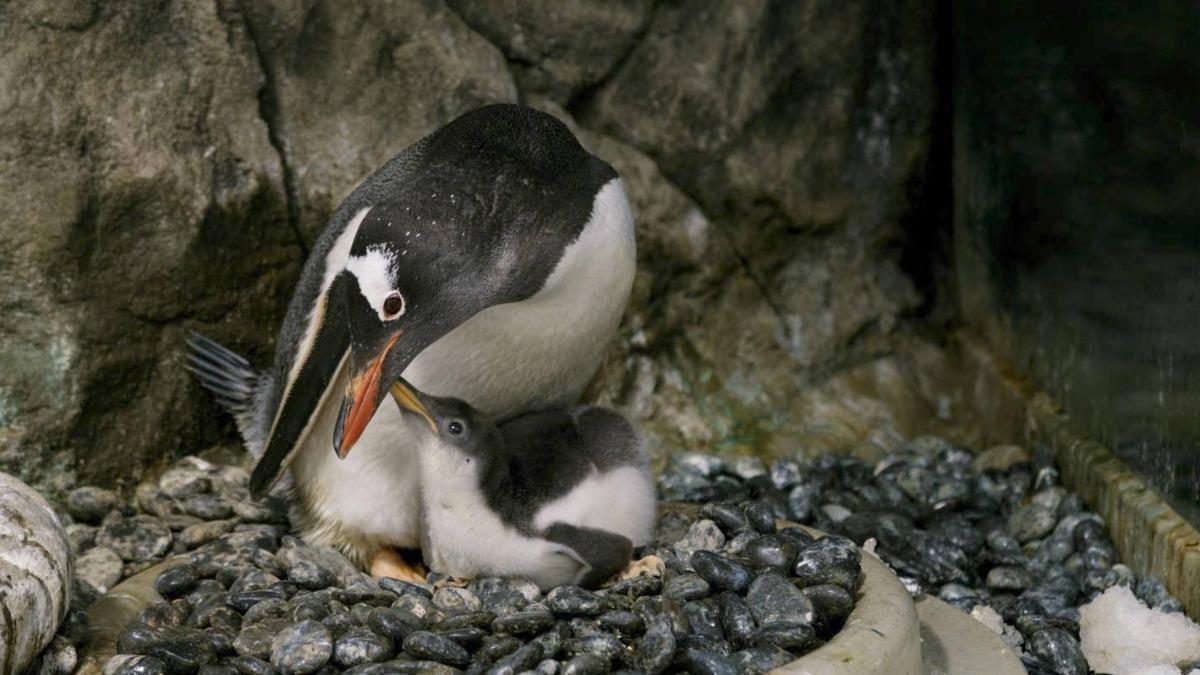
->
[0,472,72,675]
[0,0,937,489]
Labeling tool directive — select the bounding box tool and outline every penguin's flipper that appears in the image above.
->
[543,523,633,589]
[186,332,271,453]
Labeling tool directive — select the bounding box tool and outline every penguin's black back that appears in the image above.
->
[480,406,645,533]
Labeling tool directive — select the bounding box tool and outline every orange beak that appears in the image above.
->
[335,331,402,458]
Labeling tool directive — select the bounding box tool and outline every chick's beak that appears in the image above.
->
[334,331,403,459]
[388,379,438,435]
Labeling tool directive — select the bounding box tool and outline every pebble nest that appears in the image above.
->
[31,436,1191,675]
[38,455,859,675]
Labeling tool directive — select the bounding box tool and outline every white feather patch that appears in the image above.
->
[346,244,402,321]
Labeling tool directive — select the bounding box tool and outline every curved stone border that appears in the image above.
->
[915,595,1024,675]
[77,556,188,675]
[774,526,922,675]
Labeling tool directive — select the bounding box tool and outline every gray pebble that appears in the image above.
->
[183,495,235,520]
[746,573,814,626]
[431,586,482,613]
[76,546,124,593]
[663,573,710,601]
[333,627,393,667]
[692,551,753,593]
[986,566,1032,592]
[160,467,212,499]
[97,516,173,562]
[68,486,121,524]
[180,520,235,548]
[545,586,603,617]
[1028,628,1087,675]
[748,621,816,650]
[791,536,861,593]
[634,614,675,674]
[287,561,336,591]
[400,631,469,667]
[729,647,792,675]
[269,620,332,675]
[493,609,555,636]
[680,520,725,553]
[1007,505,1057,543]
[559,654,606,675]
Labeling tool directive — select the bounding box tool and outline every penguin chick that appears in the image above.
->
[389,379,656,590]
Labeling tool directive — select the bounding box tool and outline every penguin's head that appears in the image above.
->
[331,104,618,458]
[387,378,502,462]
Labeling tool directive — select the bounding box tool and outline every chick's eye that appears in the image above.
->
[447,421,464,435]
[383,292,405,318]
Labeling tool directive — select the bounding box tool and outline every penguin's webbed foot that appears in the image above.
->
[369,546,427,583]
[604,554,665,586]
[430,575,473,590]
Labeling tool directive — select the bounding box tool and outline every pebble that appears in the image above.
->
[986,566,1032,592]
[97,516,173,562]
[68,486,121,524]
[545,586,603,617]
[560,654,607,675]
[332,628,392,667]
[729,646,793,674]
[431,587,481,613]
[76,546,125,593]
[791,536,860,593]
[679,520,725,553]
[662,573,710,601]
[159,467,212,499]
[489,641,544,674]
[154,564,200,598]
[401,631,469,667]
[691,551,753,593]
[493,610,555,636]
[287,561,336,591]
[746,573,814,626]
[183,495,235,521]
[742,535,797,574]
[677,648,737,675]
[180,520,236,549]
[634,614,675,674]
[748,621,816,651]
[1027,628,1087,675]
[716,592,755,650]
[1008,505,1057,543]
[269,620,332,675]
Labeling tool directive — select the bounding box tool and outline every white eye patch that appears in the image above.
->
[346,244,403,321]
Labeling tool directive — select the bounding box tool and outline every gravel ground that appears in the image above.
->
[33,455,860,675]
[659,438,1190,675]
[30,436,1191,675]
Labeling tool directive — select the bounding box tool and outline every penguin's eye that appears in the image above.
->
[447,421,464,435]
[382,292,405,319]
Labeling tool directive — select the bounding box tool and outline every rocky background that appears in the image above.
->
[3,0,954,495]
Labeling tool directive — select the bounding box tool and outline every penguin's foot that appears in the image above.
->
[431,575,473,590]
[606,554,666,586]
[369,546,427,583]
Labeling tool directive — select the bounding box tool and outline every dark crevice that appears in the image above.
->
[564,0,660,117]
[899,0,955,323]
[236,0,308,258]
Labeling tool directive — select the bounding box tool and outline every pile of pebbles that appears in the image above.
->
[36,455,862,675]
[660,437,1189,675]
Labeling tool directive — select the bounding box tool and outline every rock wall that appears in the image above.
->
[0,0,939,492]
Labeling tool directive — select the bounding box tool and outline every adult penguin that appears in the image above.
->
[188,104,635,578]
